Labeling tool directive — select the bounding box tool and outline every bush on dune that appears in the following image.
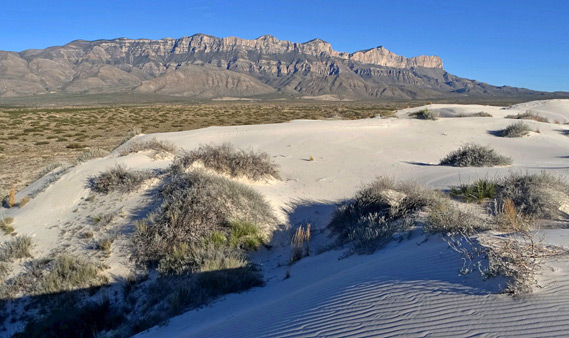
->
[440,144,512,167]
[91,164,153,194]
[500,121,532,138]
[172,143,280,181]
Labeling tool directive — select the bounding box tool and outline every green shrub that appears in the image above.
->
[440,144,512,167]
[133,171,276,272]
[450,179,497,203]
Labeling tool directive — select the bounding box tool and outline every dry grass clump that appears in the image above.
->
[440,144,512,167]
[494,172,569,219]
[426,200,488,235]
[410,108,439,120]
[133,170,276,273]
[0,217,15,234]
[74,147,109,164]
[117,137,177,157]
[8,185,16,208]
[505,111,549,123]
[18,196,31,207]
[91,164,152,194]
[0,236,33,262]
[172,143,280,181]
[329,178,438,252]
[36,255,103,294]
[501,121,532,138]
[291,224,311,263]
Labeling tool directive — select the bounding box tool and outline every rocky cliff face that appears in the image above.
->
[0,34,547,100]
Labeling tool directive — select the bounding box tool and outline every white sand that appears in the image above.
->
[2,99,569,336]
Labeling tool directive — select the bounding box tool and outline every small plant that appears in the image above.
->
[440,144,512,167]
[19,196,31,207]
[228,221,265,251]
[74,148,109,164]
[0,236,33,262]
[0,217,15,234]
[118,127,142,146]
[91,164,152,194]
[97,238,114,257]
[9,185,16,208]
[91,212,115,227]
[450,179,497,203]
[505,111,549,123]
[309,156,314,161]
[426,200,488,234]
[36,255,103,294]
[291,224,311,263]
[500,121,532,138]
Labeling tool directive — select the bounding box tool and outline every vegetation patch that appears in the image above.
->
[500,121,532,138]
[450,179,497,203]
[117,137,177,157]
[410,108,439,120]
[35,255,103,295]
[329,178,439,252]
[91,164,153,194]
[505,111,549,123]
[172,143,280,181]
[440,144,512,167]
[0,217,15,234]
[0,236,33,262]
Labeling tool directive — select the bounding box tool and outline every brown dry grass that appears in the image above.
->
[0,102,405,193]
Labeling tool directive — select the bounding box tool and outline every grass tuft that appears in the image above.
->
[0,236,33,262]
[91,164,152,194]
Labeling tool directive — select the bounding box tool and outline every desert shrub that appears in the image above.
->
[410,108,439,120]
[505,111,549,123]
[456,112,493,118]
[291,224,311,263]
[91,212,115,227]
[450,179,497,203]
[172,143,280,181]
[133,171,277,272]
[117,137,177,157]
[426,200,488,234]
[36,255,103,294]
[0,236,33,262]
[494,172,569,219]
[91,164,152,194]
[501,121,532,138]
[34,162,64,180]
[440,144,512,167]
[0,217,15,234]
[329,178,438,251]
[74,147,109,164]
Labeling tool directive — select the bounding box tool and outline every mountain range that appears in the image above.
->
[1,34,566,101]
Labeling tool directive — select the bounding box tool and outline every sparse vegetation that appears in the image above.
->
[450,179,497,203]
[410,108,439,120]
[74,147,109,164]
[19,195,31,207]
[500,121,532,137]
[91,164,152,194]
[329,178,438,252]
[172,143,280,181]
[133,170,276,273]
[291,224,311,263]
[456,112,493,118]
[505,111,549,123]
[0,236,33,262]
[117,137,177,157]
[426,200,488,234]
[440,144,512,167]
[36,255,103,294]
[0,217,15,234]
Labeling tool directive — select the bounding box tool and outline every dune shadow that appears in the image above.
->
[402,161,438,167]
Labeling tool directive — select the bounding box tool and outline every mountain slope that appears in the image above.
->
[0,34,565,100]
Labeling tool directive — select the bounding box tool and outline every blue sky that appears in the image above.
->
[1,0,568,91]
